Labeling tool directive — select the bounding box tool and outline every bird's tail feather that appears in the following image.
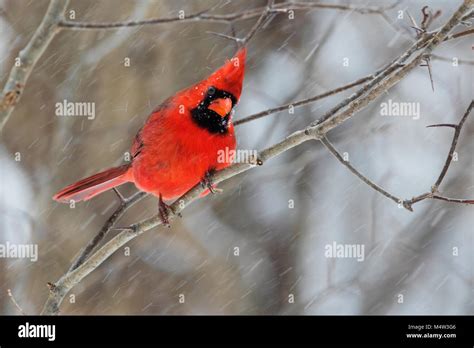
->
[53,164,132,203]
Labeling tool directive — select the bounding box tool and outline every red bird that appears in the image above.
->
[54,48,246,222]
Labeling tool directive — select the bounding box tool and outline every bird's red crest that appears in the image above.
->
[206,47,246,101]
[180,48,247,109]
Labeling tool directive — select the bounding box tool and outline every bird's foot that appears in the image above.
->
[158,193,176,227]
[200,169,222,194]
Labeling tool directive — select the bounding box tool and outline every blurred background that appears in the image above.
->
[0,0,472,314]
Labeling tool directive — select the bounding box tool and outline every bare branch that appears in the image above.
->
[58,5,236,29]
[0,0,69,131]
[241,0,274,45]
[432,100,474,190]
[234,76,371,126]
[310,0,474,137]
[445,27,474,40]
[68,191,147,272]
[271,1,400,14]
[420,56,435,91]
[426,123,457,129]
[208,0,275,46]
[319,136,403,206]
[319,101,474,212]
[112,187,127,204]
[403,100,474,210]
[57,1,399,30]
[432,195,474,204]
[7,289,26,315]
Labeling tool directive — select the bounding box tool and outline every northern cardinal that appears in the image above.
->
[53,48,246,223]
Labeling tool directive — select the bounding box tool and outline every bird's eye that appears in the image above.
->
[207,86,216,95]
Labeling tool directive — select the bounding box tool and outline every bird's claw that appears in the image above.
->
[201,169,222,194]
[158,193,175,227]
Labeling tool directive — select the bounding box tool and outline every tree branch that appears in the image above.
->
[7,289,26,315]
[234,76,372,126]
[310,0,473,137]
[67,191,147,272]
[446,27,474,40]
[0,0,69,131]
[403,100,474,210]
[319,136,403,206]
[57,1,399,30]
[209,0,275,46]
[431,100,473,189]
[319,100,474,212]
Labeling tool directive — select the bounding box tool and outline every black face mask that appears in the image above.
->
[191,86,237,134]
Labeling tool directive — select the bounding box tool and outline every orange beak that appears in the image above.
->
[208,97,233,117]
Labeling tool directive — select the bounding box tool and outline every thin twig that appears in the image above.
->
[234,7,471,127]
[403,100,474,210]
[112,187,127,204]
[319,101,474,212]
[432,100,474,189]
[234,76,371,126]
[57,1,399,30]
[309,35,425,129]
[7,289,26,315]
[445,27,474,40]
[432,195,474,204]
[420,56,435,91]
[209,0,275,46]
[58,5,236,28]
[68,191,147,272]
[310,0,474,137]
[242,0,274,45]
[319,136,403,206]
